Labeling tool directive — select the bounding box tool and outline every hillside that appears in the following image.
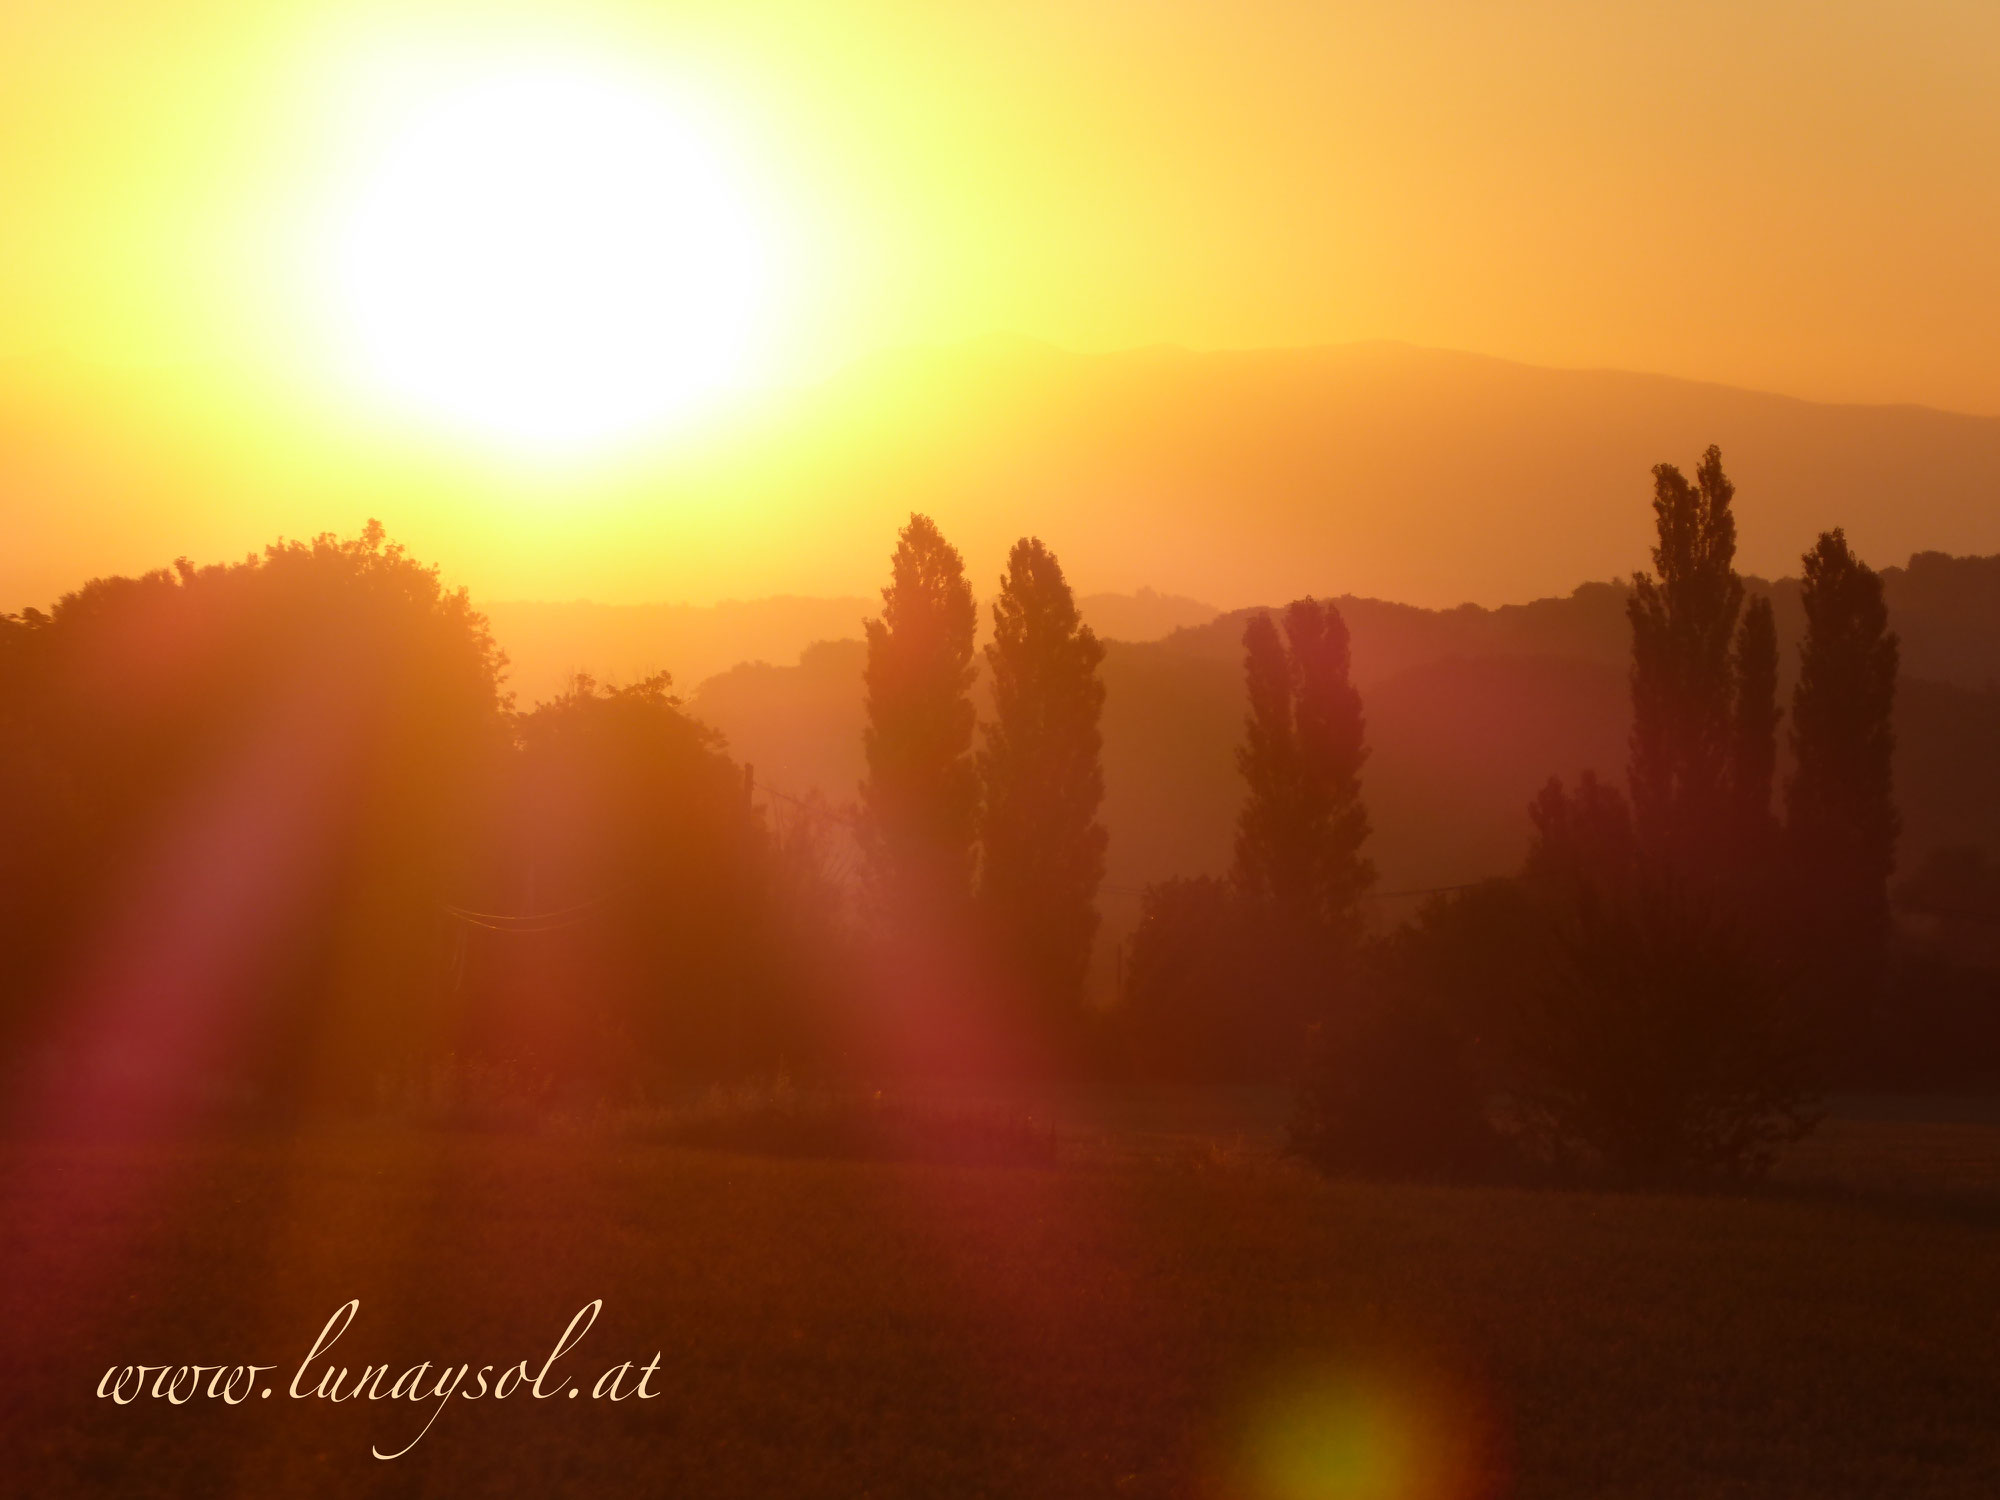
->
[10,341,2000,612]
[486,587,1218,706]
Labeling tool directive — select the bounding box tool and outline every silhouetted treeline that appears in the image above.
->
[0,526,507,1120]
[852,517,1109,1076]
[1120,447,1970,1184]
[0,526,849,1123]
[456,673,837,1088]
[2,467,1996,1147]
[0,513,1118,1120]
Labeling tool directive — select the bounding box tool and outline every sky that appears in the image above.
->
[3,0,1998,607]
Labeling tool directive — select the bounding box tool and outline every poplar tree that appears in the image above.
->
[1728,594,1781,848]
[1786,528,1899,1034]
[1233,597,1374,938]
[1627,446,1745,872]
[858,514,979,916]
[977,537,1108,1018]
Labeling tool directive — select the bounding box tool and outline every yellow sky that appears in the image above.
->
[3,1,1999,608]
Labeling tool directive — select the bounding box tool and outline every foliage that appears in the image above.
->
[1786,528,1900,1042]
[1232,599,1374,937]
[0,522,510,1111]
[1287,942,1499,1181]
[858,513,980,920]
[1459,447,1821,1181]
[1626,445,1748,873]
[976,536,1107,1025]
[469,672,812,1085]
[1124,598,1376,1083]
[1118,877,1310,1081]
[1728,593,1781,844]
[1508,774,1817,1181]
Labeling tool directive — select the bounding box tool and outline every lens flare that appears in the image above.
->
[1241,1362,1498,1500]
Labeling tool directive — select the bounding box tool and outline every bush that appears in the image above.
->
[1118,876,1326,1082]
[1288,959,1499,1181]
[1508,874,1817,1182]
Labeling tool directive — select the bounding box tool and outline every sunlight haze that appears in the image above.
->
[3,0,1998,608]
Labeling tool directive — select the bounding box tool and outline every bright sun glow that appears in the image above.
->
[332,64,776,454]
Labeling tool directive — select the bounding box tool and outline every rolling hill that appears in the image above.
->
[9,340,2000,614]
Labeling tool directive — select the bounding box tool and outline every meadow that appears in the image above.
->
[4,1095,1999,1498]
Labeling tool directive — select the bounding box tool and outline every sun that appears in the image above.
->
[330,63,776,454]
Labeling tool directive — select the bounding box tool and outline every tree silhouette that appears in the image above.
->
[1494,451,1824,1182]
[1627,446,1745,872]
[1507,769,1813,1180]
[1525,771,1636,899]
[1120,875,1261,1079]
[0,523,511,1114]
[1232,598,1374,936]
[490,672,797,1083]
[858,513,980,921]
[1522,866,1813,1181]
[1123,598,1373,1081]
[977,537,1107,1023]
[1786,528,1900,1043]
[1728,594,1781,849]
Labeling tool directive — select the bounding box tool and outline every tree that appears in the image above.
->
[1627,446,1746,872]
[497,673,787,1083]
[1125,599,1373,1082]
[1288,933,1499,1183]
[1232,598,1374,937]
[0,523,511,1116]
[977,537,1108,1022]
[1728,594,1781,853]
[1506,772,1814,1181]
[1525,771,1636,898]
[1520,866,1814,1181]
[1786,528,1900,1042]
[1119,876,1261,1079]
[858,513,980,920]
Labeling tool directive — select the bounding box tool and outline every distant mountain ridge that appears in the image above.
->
[486,587,1218,706]
[8,338,2000,612]
[676,338,2000,611]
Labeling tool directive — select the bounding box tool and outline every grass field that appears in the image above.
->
[4,1096,2000,1498]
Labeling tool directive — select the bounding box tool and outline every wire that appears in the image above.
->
[753,779,1504,905]
[441,892,615,933]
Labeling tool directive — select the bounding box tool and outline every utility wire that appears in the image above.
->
[753,779,1501,905]
[441,892,616,933]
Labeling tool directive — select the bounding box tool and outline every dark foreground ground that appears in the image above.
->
[4,1095,2000,1498]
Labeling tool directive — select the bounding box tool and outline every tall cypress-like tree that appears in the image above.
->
[1490,453,1818,1179]
[1628,446,1746,871]
[1235,612,1296,901]
[1728,594,1781,848]
[858,514,979,916]
[977,537,1108,1019]
[1786,529,1899,1035]
[1233,598,1374,937]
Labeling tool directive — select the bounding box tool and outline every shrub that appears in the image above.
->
[1288,959,1499,1181]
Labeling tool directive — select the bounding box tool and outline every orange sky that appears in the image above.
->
[3,1,1998,608]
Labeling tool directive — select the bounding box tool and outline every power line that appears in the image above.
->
[441,893,614,933]
[753,778,1503,905]
[1098,878,1497,902]
[1365,881,1495,901]
[755,780,862,830]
